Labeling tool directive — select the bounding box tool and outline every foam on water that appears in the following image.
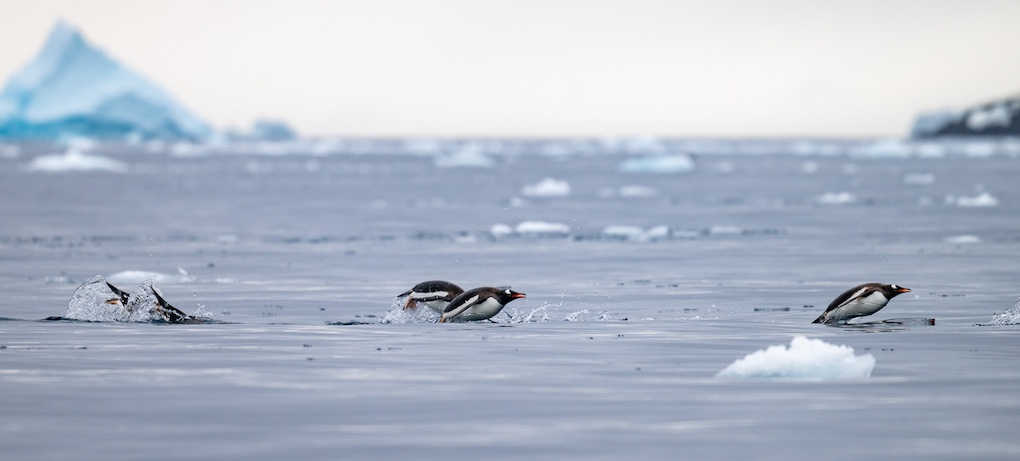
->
[380,296,441,324]
[989,298,1020,326]
[26,148,127,173]
[716,336,875,380]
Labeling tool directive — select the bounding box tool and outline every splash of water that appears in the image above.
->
[989,297,1020,325]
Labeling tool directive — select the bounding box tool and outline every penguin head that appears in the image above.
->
[887,284,911,297]
[497,288,526,304]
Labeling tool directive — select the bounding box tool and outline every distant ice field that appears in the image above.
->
[1,140,1019,460]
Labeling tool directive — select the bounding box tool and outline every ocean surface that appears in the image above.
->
[1,139,1019,460]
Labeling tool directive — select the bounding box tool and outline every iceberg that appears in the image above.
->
[0,21,211,141]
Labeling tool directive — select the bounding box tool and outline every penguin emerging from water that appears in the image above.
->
[439,287,526,323]
[813,282,911,324]
[397,280,464,313]
[107,280,191,323]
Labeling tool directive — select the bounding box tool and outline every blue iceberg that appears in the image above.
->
[0,21,211,141]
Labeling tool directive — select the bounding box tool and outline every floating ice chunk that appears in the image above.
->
[618,154,695,174]
[106,271,168,285]
[515,221,571,236]
[645,225,671,240]
[903,173,936,185]
[989,298,1020,326]
[490,224,514,238]
[618,185,658,198]
[849,139,910,158]
[953,192,999,207]
[434,145,494,168]
[602,225,671,242]
[521,177,570,197]
[800,161,819,174]
[945,235,981,244]
[716,336,875,380]
[962,142,997,158]
[817,191,856,205]
[26,148,126,173]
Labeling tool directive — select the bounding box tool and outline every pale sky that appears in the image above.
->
[1,0,1019,138]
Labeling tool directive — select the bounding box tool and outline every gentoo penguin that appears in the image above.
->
[149,287,191,323]
[105,281,131,306]
[439,287,526,323]
[397,280,464,313]
[813,283,911,324]
[108,280,191,323]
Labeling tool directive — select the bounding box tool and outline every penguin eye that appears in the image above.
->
[505,289,511,295]
[891,284,898,289]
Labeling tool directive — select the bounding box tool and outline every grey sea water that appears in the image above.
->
[1,141,1019,460]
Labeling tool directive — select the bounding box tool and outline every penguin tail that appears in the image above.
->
[811,314,827,324]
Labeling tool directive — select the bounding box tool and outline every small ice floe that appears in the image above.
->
[816,191,857,205]
[989,298,1020,326]
[106,270,170,285]
[602,225,671,242]
[945,235,982,245]
[949,192,999,207]
[618,154,695,174]
[490,223,514,238]
[433,145,495,168]
[521,178,570,197]
[716,336,875,380]
[26,148,127,173]
[618,185,659,198]
[515,221,571,237]
[903,173,936,185]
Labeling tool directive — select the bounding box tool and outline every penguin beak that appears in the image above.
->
[896,287,911,293]
[512,293,526,299]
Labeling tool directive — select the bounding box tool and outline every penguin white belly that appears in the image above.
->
[446,298,505,322]
[831,292,889,321]
[421,299,450,314]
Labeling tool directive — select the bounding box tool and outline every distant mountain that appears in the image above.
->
[0,21,211,141]
[912,96,1020,138]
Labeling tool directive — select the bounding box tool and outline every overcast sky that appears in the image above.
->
[1,0,1019,138]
